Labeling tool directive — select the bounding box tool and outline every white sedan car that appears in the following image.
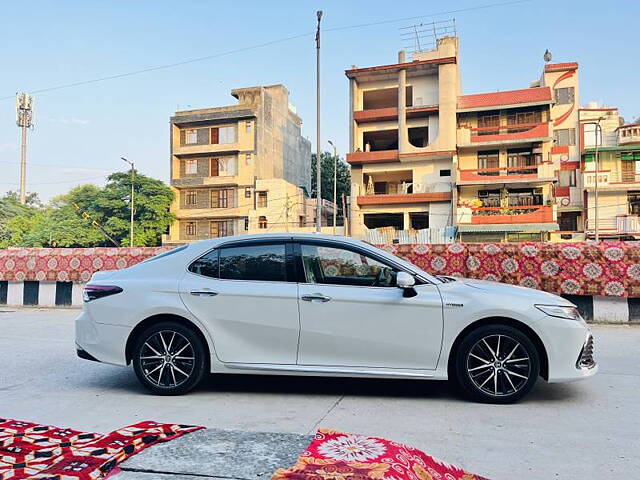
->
[75,233,596,403]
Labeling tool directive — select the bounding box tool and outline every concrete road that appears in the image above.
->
[0,308,638,479]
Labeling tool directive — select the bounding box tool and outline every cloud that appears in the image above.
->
[47,117,90,125]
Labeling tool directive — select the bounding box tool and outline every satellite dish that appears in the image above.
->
[544,49,552,63]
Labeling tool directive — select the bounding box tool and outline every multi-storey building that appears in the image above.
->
[581,110,640,239]
[345,36,460,239]
[164,85,316,244]
[455,62,580,242]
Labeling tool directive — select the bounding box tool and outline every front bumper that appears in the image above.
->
[543,318,598,383]
[75,310,131,366]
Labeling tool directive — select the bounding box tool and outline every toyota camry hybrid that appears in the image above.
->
[75,233,596,403]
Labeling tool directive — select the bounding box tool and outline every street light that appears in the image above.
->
[120,157,135,247]
[328,140,337,235]
[315,10,323,232]
[585,118,605,241]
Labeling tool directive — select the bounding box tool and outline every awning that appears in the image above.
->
[457,223,559,232]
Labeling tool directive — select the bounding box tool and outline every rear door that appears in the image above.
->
[179,240,300,365]
[295,241,444,370]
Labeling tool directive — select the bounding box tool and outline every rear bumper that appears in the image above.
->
[74,310,130,366]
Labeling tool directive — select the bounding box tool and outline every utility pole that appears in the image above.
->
[15,93,34,205]
[328,140,337,234]
[586,118,604,241]
[121,157,135,247]
[315,10,323,232]
[341,193,348,237]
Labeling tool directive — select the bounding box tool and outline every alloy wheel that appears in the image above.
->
[466,334,531,397]
[139,330,195,388]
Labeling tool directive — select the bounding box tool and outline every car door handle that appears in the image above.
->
[301,293,331,302]
[190,290,219,297]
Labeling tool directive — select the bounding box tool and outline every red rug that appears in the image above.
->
[273,428,490,480]
[0,418,202,480]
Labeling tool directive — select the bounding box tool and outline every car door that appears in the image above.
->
[179,240,300,365]
[296,241,444,370]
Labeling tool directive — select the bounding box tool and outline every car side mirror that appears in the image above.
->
[396,272,417,298]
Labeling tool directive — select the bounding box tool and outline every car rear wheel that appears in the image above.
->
[132,321,207,395]
[454,324,540,404]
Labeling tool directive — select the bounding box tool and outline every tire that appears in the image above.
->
[132,321,207,395]
[453,324,540,404]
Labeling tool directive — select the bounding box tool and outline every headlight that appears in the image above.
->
[535,304,581,320]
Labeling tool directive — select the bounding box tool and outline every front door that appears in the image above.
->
[179,241,299,365]
[296,241,443,370]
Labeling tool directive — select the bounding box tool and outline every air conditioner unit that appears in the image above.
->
[478,190,489,198]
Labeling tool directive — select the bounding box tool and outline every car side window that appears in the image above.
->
[188,249,219,278]
[300,244,397,287]
[219,243,286,282]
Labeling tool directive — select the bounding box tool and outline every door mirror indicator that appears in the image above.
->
[396,272,417,298]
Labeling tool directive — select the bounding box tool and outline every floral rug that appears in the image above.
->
[0,418,202,480]
[272,428,489,480]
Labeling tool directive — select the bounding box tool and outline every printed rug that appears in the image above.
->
[272,428,490,480]
[0,418,202,480]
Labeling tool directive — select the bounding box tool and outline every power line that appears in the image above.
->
[0,0,531,101]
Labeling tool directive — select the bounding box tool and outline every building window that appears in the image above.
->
[185,159,198,175]
[210,158,219,176]
[477,150,499,176]
[210,220,231,238]
[257,191,268,208]
[477,113,500,135]
[299,216,305,227]
[211,189,233,208]
[244,218,249,230]
[246,121,252,132]
[245,187,252,198]
[185,129,198,144]
[186,190,197,205]
[555,87,575,105]
[245,153,252,165]
[439,169,451,177]
[211,156,237,176]
[211,126,236,144]
[554,128,576,146]
[258,216,267,229]
[186,221,197,236]
[506,110,542,126]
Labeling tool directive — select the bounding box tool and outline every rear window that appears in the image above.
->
[188,249,219,278]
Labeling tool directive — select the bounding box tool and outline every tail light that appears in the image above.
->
[83,285,123,302]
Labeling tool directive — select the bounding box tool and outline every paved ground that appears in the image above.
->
[0,308,638,479]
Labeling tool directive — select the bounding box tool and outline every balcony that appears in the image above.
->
[584,170,640,190]
[357,191,451,206]
[586,215,640,235]
[457,205,555,225]
[458,165,543,184]
[457,122,550,147]
[354,107,398,123]
[347,150,399,165]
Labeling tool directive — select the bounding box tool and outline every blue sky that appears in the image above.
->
[0,0,638,201]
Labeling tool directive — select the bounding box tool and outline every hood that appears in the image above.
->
[453,277,574,306]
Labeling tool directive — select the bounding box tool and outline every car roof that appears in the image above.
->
[190,232,365,248]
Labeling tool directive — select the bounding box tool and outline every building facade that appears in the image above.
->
[345,36,460,239]
[581,114,640,239]
[165,85,317,244]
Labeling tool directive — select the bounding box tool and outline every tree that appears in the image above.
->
[310,151,351,223]
[0,171,175,248]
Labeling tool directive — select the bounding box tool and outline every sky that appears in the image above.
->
[0,0,638,202]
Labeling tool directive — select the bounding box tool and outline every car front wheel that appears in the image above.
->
[132,321,207,395]
[454,324,540,403]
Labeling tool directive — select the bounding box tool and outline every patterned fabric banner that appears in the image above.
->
[1,242,640,297]
[273,428,489,480]
[0,247,170,283]
[381,241,640,297]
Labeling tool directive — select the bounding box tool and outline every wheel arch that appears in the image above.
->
[125,313,212,366]
[447,316,549,380]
